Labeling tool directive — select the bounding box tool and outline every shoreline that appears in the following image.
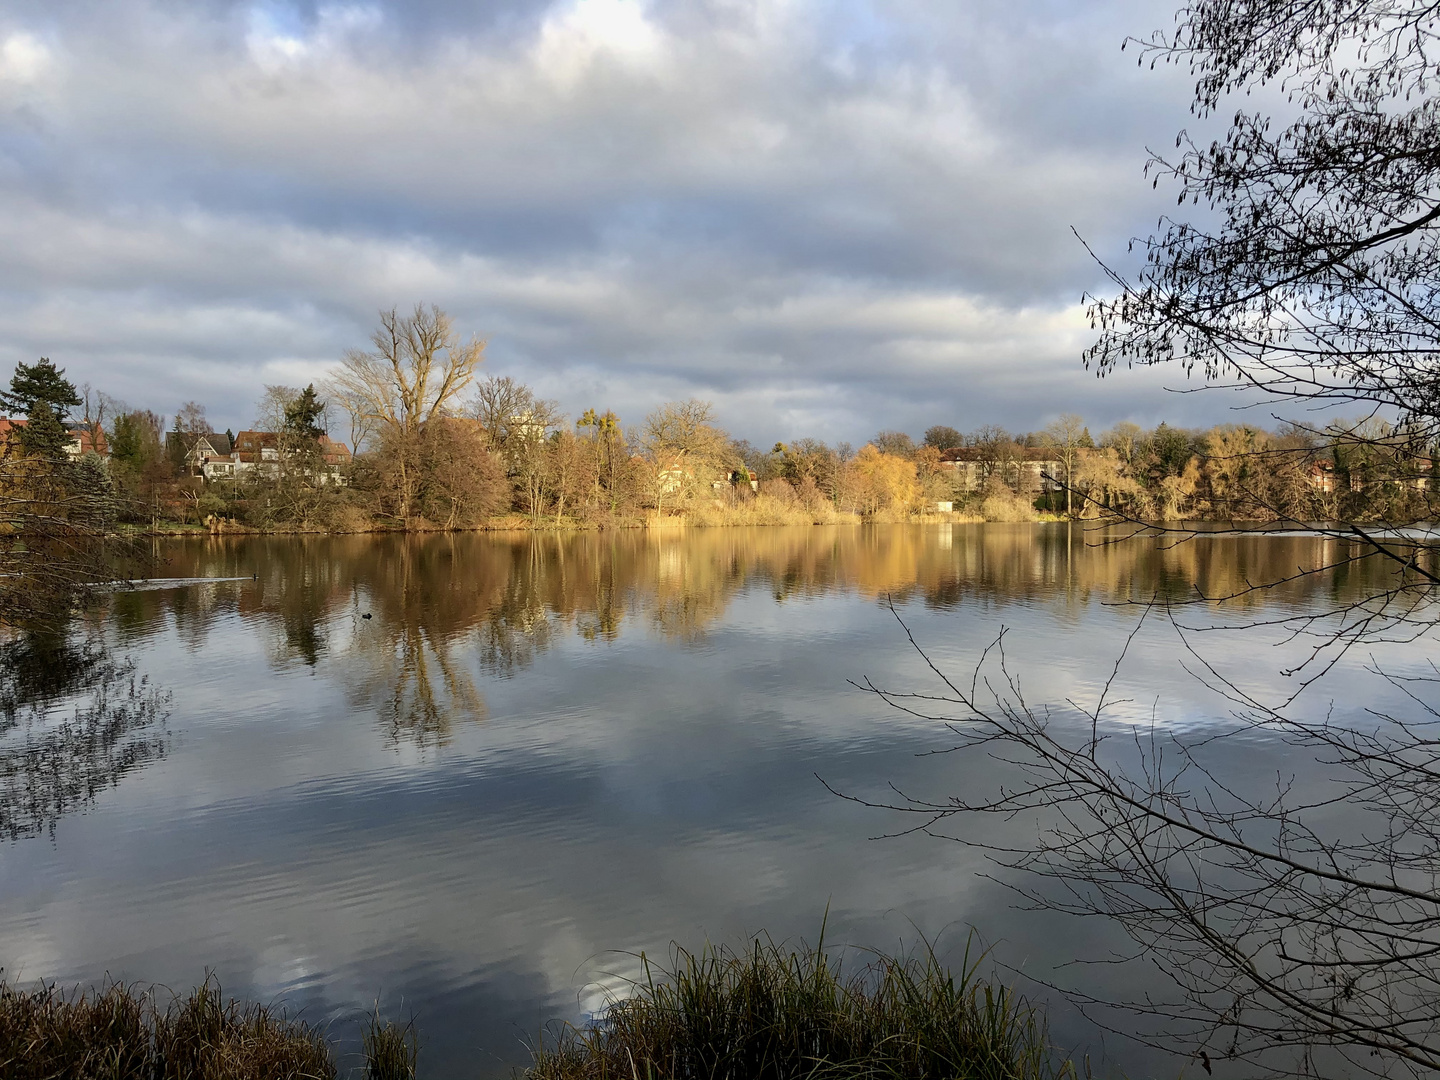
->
[125,511,1060,538]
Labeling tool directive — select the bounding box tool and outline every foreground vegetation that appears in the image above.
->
[0,938,1064,1080]
[532,936,1068,1080]
[0,977,344,1080]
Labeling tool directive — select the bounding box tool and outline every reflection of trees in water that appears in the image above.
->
[123,528,1410,746]
[341,536,501,745]
[478,551,554,674]
[0,633,170,840]
[356,618,486,746]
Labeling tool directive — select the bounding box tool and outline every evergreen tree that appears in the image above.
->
[1,358,81,421]
[18,400,72,459]
[109,414,144,469]
[282,385,326,443]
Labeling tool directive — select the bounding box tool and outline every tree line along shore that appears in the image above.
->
[2,310,1435,541]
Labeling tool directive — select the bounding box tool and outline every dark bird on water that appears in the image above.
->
[362,613,372,620]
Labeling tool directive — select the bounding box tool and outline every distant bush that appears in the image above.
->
[980,489,1038,523]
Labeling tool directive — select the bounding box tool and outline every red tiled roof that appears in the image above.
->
[0,418,108,454]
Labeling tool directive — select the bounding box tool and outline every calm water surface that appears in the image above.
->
[0,525,1427,1077]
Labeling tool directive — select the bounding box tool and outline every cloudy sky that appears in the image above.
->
[0,0,1236,445]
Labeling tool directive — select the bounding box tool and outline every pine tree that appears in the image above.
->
[18,401,72,459]
[0,358,81,420]
[282,385,326,443]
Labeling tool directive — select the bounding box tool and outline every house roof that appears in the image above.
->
[168,431,233,457]
[65,423,109,455]
[318,435,351,463]
[232,430,350,465]
[231,430,276,464]
[2,417,109,454]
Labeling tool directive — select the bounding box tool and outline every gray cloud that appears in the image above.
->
[0,0,1228,442]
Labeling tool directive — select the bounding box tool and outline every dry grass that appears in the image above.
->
[363,1013,418,1080]
[528,935,1071,1080]
[0,975,335,1080]
[980,490,1048,523]
[684,496,861,527]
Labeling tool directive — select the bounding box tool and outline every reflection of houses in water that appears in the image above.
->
[657,545,684,582]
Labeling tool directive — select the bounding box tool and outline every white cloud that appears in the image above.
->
[0,0,1203,440]
[533,0,668,87]
[0,31,50,83]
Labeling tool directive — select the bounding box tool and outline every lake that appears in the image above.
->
[0,524,1426,1077]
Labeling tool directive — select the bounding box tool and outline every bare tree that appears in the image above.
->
[77,384,113,455]
[470,375,537,448]
[1099,422,1144,470]
[468,375,563,517]
[968,424,1019,491]
[579,408,628,516]
[253,385,299,433]
[1041,413,1087,516]
[871,430,917,459]
[513,400,564,520]
[923,425,964,451]
[331,305,486,522]
[641,400,730,515]
[327,382,377,455]
[547,428,593,523]
[173,401,208,436]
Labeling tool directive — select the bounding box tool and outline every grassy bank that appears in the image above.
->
[534,936,1068,1080]
[1,938,1065,1079]
[0,976,416,1080]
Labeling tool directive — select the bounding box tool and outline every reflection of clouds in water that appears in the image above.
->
[10,527,1428,1075]
[251,943,325,998]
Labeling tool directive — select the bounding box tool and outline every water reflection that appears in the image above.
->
[0,525,1425,1079]
[0,631,171,840]
[83,526,1421,754]
[126,525,1411,654]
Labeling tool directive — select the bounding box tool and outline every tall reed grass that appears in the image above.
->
[686,497,861,527]
[0,975,335,1079]
[364,1011,419,1080]
[529,935,1072,1080]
